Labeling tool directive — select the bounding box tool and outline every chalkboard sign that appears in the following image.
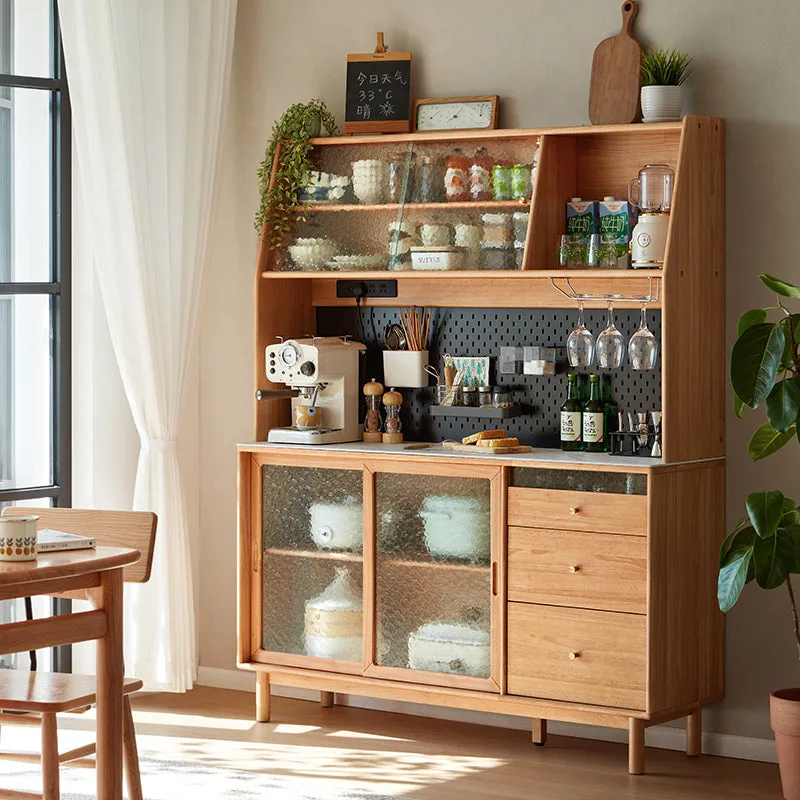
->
[344,34,412,134]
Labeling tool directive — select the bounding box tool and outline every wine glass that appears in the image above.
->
[566,301,595,367]
[628,304,659,370]
[595,303,625,369]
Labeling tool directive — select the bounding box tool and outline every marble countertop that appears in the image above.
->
[237,440,677,470]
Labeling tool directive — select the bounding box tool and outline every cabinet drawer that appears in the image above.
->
[507,603,646,710]
[507,487,647,535]
[508,527,647,614]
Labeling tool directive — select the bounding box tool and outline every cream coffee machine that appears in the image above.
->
[265,337,365,444]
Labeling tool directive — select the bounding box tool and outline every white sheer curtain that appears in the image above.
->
[59,0,237,691]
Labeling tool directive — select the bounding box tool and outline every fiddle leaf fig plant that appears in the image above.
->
[254,99,339,251]
[721,273,800,658]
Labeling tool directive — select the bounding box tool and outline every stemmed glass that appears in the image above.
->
[566,300,595,367]
[595,302,625,369]
[628,304,659,370]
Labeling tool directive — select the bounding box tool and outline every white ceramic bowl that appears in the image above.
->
[419,495,490,560]
[0,515,38,561]
[288,238,339,270]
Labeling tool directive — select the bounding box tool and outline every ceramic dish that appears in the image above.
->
[407,622,490,677]
[329,254,389,271]
[418,494,490,561]
[309,496,362,551]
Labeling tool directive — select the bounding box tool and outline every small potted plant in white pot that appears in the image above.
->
[722,272,800,799]
[640,48,693,123]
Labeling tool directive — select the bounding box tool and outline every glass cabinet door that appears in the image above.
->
[368,467,501,691]
[259,463,364,671]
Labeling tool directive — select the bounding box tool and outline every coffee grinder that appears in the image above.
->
[628,164,674,268]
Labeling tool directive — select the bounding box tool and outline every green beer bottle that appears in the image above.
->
[561,373,584,452]
[583,374,607,453]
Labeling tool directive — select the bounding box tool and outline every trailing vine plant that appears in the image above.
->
[254,99,339,251]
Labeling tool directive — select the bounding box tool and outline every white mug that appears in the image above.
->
[0,515,39,561]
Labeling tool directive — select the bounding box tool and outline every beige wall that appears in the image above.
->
[199,0,800,741]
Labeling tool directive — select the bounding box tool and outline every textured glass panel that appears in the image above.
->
[375,472,491,678]
[261,464,363,661]
[511,468,647,495]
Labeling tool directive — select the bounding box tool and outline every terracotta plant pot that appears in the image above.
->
[771,689,800,799]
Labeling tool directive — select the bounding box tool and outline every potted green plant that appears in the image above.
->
[640,48,693,123]
[721,272,800,799]
[253,99,339,251]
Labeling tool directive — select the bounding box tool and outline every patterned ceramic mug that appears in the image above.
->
[0,515,39,561]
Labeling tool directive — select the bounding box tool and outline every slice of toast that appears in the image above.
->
[476,437,520,448]
[461,429,507,445]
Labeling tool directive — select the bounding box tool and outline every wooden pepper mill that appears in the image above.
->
[382,388,403,444]
[362,379,384,443]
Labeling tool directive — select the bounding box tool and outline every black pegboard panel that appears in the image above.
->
[316,307,661,447]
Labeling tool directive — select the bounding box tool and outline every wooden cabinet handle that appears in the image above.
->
[569,651,581,660]
[568,565,580,573]
[569,506,580,515]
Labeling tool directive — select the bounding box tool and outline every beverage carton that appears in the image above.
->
[566,198,598,237]
[598,196,635,269]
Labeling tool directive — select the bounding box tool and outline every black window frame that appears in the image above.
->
[0,0,71,512]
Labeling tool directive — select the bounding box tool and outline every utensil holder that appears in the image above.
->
[383,350,429,388]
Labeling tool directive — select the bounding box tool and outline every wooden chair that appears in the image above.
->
[0,507,157,800]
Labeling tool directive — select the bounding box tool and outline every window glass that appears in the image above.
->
[0,0,53,79]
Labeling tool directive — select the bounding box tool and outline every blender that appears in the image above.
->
[628,164,674,268]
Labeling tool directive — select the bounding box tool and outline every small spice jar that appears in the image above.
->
[477,386,493,407]
[492,387,513,408]
[462,385,478,407]
[363,378,384,443]
[382,388,403,444]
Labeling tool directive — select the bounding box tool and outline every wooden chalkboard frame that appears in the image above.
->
[345,32,412,135]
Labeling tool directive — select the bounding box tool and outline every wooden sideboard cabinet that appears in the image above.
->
[237,447,724,774]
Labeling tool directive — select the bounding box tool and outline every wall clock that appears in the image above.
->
[412,95,499,133]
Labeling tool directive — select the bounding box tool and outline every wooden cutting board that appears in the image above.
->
[589,0,642,125]
[443,442,534,455]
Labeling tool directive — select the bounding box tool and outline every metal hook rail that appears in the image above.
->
[549,275,661,305]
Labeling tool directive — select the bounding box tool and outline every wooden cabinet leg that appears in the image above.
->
[41,712,60,800]
[256,672,271,722]
[628,718,645,775]
[320,691,334,708]
[687,708,701,757]
[532,718,547,746]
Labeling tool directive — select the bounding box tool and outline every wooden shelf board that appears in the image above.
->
[382,553,490,572]
[264,547,363,563]
[307,121,687,147]
[262,269,664,280]
[295,200,531,213]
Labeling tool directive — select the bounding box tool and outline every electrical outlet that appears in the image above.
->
[336,279,398,299]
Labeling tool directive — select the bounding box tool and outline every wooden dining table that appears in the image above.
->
[0,546,140,799]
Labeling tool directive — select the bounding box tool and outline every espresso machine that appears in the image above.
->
[265,336,365,444]
[628,164,674,268]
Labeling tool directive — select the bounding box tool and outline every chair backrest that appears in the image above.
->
[1,508,158,584]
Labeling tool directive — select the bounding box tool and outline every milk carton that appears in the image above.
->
[566,198,598,237]
[598,196,634,269]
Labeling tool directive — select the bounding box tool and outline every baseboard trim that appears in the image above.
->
[196,666,777,764]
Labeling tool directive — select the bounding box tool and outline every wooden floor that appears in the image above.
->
[111,686,781,799]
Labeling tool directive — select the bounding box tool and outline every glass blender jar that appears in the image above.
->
[628,164,674,268]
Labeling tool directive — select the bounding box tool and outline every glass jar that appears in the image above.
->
[477,386,493,407]
[414,155,439,203]
[481,213,513,246]
[469,147,493,201]
[388,152,407,204]
[493,387,513,408]
[491,164,512,200]
[511,164,532,200]
[444,151,470,202]
[462,385,478,407]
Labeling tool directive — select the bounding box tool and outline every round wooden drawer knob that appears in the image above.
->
[569,651,581,660]
[569,507,580,515]
[568,565,580,573]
